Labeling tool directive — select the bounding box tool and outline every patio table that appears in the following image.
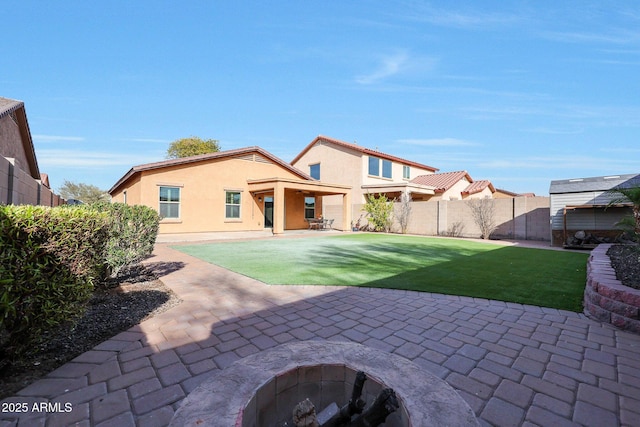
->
[306,218,333,230]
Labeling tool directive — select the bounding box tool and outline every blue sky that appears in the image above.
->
[2,1,639,196]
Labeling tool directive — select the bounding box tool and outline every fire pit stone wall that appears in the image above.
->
[170,341,480,427]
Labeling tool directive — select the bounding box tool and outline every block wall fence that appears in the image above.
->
[325,196,551,242]
[0,156,63,206]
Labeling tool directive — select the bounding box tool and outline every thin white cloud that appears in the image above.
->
[403,3,524,29]
[33,134,85,143]
[125,138,170,143]
[478,155,639,171]
[37,149,160,168]
[460,103,640,127]
[356,52,410,85]
[397,138,480,147]
[522,127,584,135]
[541,29,640,45]
[600,147,640,153]
[421,11,521,28]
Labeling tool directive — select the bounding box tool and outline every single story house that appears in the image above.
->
[108,146,351,235]
[549,173,640,247]
[0,96,62,206]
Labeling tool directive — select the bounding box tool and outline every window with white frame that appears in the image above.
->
[369,156,392,179]
[403,165,410,179]
[159,186,180,218]
[225,191,241,219]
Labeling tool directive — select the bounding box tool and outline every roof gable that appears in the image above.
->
[109,146,312,194]
[0,97,24,118]
[410,171,471,193]
[0,96,40,179]
[463,180,495,195]
[292,135,438,173]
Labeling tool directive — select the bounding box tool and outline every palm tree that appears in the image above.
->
[607,185,640,237]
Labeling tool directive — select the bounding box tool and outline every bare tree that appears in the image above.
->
[467,198,497,239]
[396,190,412,234]
[442,221,465,237]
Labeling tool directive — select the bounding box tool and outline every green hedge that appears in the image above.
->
[88,202,160,279]
[0,205,110,356]
[0,202,160,358]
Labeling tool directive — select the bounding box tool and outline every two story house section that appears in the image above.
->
[291,135,439,222]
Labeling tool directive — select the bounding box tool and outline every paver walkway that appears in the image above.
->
[1,241,639,427]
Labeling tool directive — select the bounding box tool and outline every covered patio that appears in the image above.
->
[248,177,351,235]
[361,182,436,201]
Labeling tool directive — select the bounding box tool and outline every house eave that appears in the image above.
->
[361,182,436,195]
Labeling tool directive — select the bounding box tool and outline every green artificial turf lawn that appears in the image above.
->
[173,233,589,312]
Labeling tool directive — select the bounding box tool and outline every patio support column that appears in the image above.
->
[342,191,351,231]
[273,182,286,235]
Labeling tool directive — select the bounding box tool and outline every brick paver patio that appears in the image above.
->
[1,241,639,426]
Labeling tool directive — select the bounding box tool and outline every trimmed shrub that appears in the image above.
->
[88,202,160,279]
[0,205,110,357]
[364,194,394,232]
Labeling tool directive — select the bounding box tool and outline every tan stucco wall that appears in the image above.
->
[440,178,472,200]
[462,187,494,200]
[293,141,362,198]
[291,141,435,223]
[111,156,307,234]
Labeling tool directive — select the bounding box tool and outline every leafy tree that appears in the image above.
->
[58,180,109,204]
[166,136,220,159]
[363,193,394,232]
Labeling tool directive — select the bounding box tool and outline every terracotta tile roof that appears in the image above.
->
[463,180,495,195]
[410,171,471,193]
[291,135,438,173]
[109,146,312,194]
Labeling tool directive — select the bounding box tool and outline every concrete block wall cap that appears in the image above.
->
[169,341,480,427]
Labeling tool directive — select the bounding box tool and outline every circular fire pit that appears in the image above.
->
[170,341,479,426]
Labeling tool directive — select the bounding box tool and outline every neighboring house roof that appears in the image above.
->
[109,146,313,194]
[463,180,495,195]
[291,135,439,173]
[40,173,50,188]
[0,97,24,118]
[495,188,521,197]
[549,173,640,194]
[0,96,40,180]
[410,171,472,193]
